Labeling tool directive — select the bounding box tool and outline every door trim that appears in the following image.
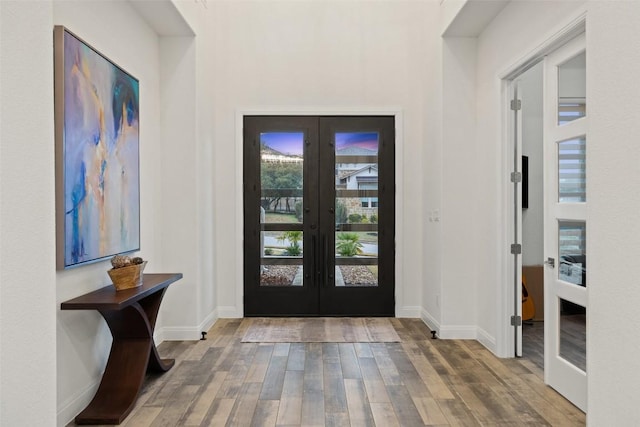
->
[498,14,587,358]
[234,108,405,318]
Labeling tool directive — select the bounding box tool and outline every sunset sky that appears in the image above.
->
[261,131,379,156]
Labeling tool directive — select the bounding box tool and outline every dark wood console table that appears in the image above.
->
[61,273,183,425]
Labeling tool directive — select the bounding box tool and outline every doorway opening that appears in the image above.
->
[505,28,587,412]
[514,61,545,371]
[243,116,395,316]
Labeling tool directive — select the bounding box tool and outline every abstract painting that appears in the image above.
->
[54,26,140,269]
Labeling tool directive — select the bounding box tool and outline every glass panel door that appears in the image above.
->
[544,33,587,412]
[319,117,395,316]
[244,116,395,316]
[244,117,319,316]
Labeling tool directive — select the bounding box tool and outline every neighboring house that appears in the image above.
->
[336,146,378,218]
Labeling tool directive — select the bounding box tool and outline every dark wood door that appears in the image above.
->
[243,116,395,316]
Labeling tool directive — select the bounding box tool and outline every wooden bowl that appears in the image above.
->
[108,261,147,291]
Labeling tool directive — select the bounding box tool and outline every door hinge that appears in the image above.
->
[510,172,522,183]
[511,315,522,326]
[511,99,522,111]
[510,244,522,254]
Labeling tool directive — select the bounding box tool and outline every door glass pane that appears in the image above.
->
[260,132,304,223]
[260,231,303,287]
[558,137,586,202]
[558,52,586,125]
[559,222,586,287]
[335,132,379,287]
[559,298,586,372]
[335,264,378,287]
[260,132,304,287]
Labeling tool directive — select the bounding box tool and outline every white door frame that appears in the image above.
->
[498,15,586,358]
[234,107,405,318]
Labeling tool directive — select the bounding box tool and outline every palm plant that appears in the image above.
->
[336,233,363,256]
[278,231,303,256]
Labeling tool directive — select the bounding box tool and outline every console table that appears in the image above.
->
[61,273,183,425]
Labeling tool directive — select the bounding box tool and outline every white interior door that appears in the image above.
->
[543,33,587,412]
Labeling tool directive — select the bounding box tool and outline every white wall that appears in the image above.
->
[472,0,586,357]
[209,0,435,317]
[421,6,445,333]
[519,61,544,266]
[0,2,57,425]
[53,1,163,423]
[437,36,480,340]
[53,1,216,424]
[158,35,200,336]
[587,1,640,423]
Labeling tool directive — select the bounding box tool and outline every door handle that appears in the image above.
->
[323,235,329,288]
[315,236,324,287]
[544,257,555,268]
[311,235,317,284]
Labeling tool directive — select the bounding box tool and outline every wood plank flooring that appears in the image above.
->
[69,318,585,426]
[241,318,401,343]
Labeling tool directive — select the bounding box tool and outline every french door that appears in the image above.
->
[544,34,587,412]
[243,116,395,316]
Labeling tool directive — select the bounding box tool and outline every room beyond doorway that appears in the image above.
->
[243,116,395,316]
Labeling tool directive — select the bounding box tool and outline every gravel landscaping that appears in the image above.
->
[259,265,377,287]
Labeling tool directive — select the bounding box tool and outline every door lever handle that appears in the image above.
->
[323,235,329,287]
[544,257,555,268]
[311,235,317,284]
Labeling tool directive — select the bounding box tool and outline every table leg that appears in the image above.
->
[75,289,173,425]
[139,288,175,373]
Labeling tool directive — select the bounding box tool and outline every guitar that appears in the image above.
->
[522,273,536,321]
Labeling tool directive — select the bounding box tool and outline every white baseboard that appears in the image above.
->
[57,379,99,427]
[420,308,498,345]
[158,309,219,342]
[216,305,242,318]
[199,309,218,334]
[477,326,497,354]
[396,305,421,318]
[420,308,441,335]
[160,326,201,341]
[438,324,477,340]
[153,327,164,344]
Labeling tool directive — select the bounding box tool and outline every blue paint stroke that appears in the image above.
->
[67,161,87,263]
[111,75,139,137]
[99,160,107,192]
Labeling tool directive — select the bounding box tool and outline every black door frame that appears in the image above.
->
[243,115,395,316]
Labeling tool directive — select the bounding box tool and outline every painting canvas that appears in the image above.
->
[54,26,140,269]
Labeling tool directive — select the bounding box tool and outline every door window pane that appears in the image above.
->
[559,222,586,287]
[558,52,586,125]
[558,137,586,203]
[334,132,379,288]
[559,298,586,372]
[261,132,303,223]
[336,132,379,155]
[260,231,303,287]
[335,264,378,287]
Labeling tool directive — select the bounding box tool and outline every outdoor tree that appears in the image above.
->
[260,161,303,212]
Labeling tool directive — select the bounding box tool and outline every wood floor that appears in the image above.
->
[70,318,585,426]
[522,321,544,372]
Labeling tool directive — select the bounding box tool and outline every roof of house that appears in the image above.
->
[339,164,378,181]
[336,146,377,156]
